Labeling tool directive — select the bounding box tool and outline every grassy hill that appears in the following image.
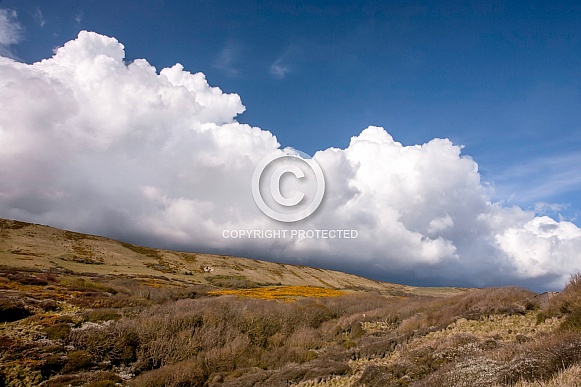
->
[0,218,462,297]
[1,218,581,386]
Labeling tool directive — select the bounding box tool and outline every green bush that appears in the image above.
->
[45,323,71,340]
[62,350,94,373]
[84,308,122,322]
[561,308,581,331]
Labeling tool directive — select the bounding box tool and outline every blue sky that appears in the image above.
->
[1,1,581,290]
[3,0,581,224]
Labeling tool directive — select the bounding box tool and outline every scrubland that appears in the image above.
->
[3,266,581,387]
[2,218,581,386]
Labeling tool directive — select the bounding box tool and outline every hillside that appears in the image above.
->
[0,218,462,297]
[2,217,581,386]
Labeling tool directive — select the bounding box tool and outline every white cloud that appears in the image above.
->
[75,11,84,24]
[497,216,581,279]
[270,47,300,79]
[493,152,581,204]
[33,7,45,28]
[1,31,581,291]
[0,9,22,57]
[213,45,240,77]
[270,58,290,79]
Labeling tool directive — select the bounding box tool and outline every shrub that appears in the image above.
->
[86,382,117,387]
[544,273,581,317]
[395,287,537,335]
[348,321,364,339]
[42,374,85,387]
[560,307,581,331]
[355,365,394,386]
[87,371,123,385]
[84,308,122,322]
[0,299,31,322]
[13,275,49,286]
[36,354,65,378]
[71,323,140,366]
[62,350,94,373]
[130,360,207,387]
[421,331,581,386]
[38,299,59,312]
[61,277,118,294]
[45,323,71,340]
[206,275,262,289]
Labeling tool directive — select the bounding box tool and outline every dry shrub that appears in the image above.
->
[501,331,581,384]
[240,359,350,387]
[86,371,123,385]
[70,322,140,366]
[0,298,31,322]
[11,274,49,286]
[130,360,207,387]
[418,331,581,386]
[397,287,537,335]
[86,382,117,387]
[357,336,399,359]
[358,334,496,385]
[36,354,66,378]
[416,356,506,387]
[206,274,262,289]
[37,299,59,312]
[544,273,581,314]
[356,364,411,387]
[507,364,581,387]
[538,273,581,330]
[553,273,581,332]
[61,277,117,294]
[83,308,122,322]
[42,374,86,387]
[108,278,210,305]
[286,327,322,349]
[560,308,581,331]
[69,293,355,383]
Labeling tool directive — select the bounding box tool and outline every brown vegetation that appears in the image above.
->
[5,269,580,386]
[3,219,581,386]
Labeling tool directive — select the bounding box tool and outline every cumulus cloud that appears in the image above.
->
[0,9,22,57]
[1,31,581,291]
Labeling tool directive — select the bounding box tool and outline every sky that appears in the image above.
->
[1,1,580,292]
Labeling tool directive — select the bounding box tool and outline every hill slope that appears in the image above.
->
[0,218,463,296]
